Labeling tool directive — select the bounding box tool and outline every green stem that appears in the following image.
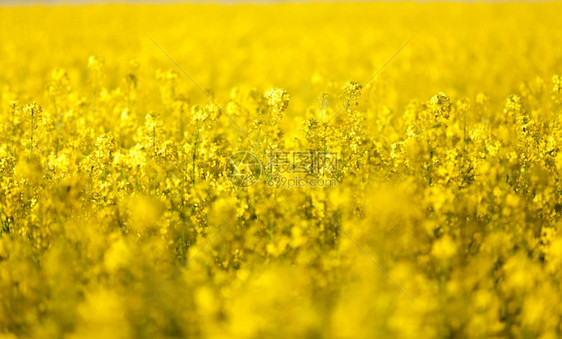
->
[29,109,34,159]
[153,125,157,157]
[554,90,561,132]
[192,122,200,185]
[11,107,15,156]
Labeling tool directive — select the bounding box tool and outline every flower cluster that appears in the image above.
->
[1,2,562,338]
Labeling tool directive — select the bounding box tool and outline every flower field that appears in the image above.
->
[1,2,562,338]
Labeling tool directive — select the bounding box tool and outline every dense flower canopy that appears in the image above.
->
[1,2,562,338]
